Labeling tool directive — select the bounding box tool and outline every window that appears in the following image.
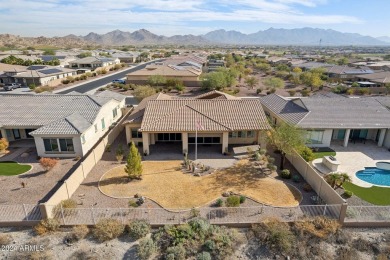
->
[81,135,86,144]
[43,138,59,152]
[94,124,98,133]
[157,133,181,141]
[229,131,255,139]
[306,130,324,144]
[101,118,105,130]
[59,138,74,152]
[112,108,118,118]
[131,129,142,138]
[247,131,254,138]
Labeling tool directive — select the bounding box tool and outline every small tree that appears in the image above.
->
[263,77,285,89]
[39,157,58,172]
[116,144,124,163]
[267,122,306,170]
[245,76,259,89]
[125,142,143,179]
[133,85,156,101]
[0,138,9,152]
[325,172,351,189]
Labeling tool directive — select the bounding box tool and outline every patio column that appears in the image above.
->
[222,132,228,154]
[182,132,188,154]
[0,128,6,141]
[378,129,386,147]
[343,129,350,147]
[142,132,149,155]
[150,133,155,145]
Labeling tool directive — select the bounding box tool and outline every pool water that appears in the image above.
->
[356,167,390,187]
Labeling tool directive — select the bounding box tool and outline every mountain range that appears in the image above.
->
[1,28,389,47]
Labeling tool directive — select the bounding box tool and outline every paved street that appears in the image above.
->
[58,59,162,94]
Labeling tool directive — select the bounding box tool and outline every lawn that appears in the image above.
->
[313,151,336,160]
[0,161,32,176]
[99,160,302,209]
[343,182,390,205]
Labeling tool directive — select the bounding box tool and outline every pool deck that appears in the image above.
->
[329,141,390,188]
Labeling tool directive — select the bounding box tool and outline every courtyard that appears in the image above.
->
[99,159,302,209]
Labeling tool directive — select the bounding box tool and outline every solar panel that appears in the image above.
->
[39,69,63,75]
[28,65,47,70]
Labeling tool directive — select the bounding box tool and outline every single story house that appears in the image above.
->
[355,71,390,87]
[69,56,120,70]
[123,90,270,155]
[260,94,390,148]
[126,63,202,87]
[0,65,77,86]
[0,90,127,158]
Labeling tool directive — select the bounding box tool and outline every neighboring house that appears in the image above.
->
[259,94,390,149]
[0,91,127,158]
[355,71,390,87]
[68,56,120,71]
[40,55,77,67]
[111,52,140,63]
[126,63,202,87]
[0,64,76,86]
[206,59,225,72]
[123,90,270,155]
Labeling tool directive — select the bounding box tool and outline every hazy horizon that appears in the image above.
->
[0,0,389,38]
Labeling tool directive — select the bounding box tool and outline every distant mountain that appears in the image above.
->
[377,36,390,43]
[81,29,208,46]
[203,28,389,46]
[1,28,388,48]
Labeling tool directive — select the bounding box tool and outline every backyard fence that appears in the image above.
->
[344,206,390,226]
[0,204,41,224]
[50,204,343,226]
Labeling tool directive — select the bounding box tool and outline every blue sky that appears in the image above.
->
[0,0,389,37]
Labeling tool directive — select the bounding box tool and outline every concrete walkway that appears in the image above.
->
[0,147,30,162]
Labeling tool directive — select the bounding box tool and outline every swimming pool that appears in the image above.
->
[356,165,390,187]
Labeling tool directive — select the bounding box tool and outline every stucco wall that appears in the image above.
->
[34,134,83,158]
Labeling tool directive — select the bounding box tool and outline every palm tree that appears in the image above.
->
[325,172,350,189]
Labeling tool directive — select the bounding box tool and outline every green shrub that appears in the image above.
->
[197,251,212,260]
[343,190,353,198]
[256,88,262,94]
[226,196,240,207]
[61,79,70,84]
[138,237,156,260]
[128,200,139,207]
[215,198,223,207]
[190,208,201,218]
[288,90,296,96]
[300,146,315,162]
[239,195,246,204]
[166,244,186,260]
[267,157,275,164]
[203,239,216,251]
[301,89,310,97]
[292,175,300,183]
[127,219,151,239]
[259,149,267,155]
[280,169,291,179]
[254,152,261,161]
[34,218,60,236]
[267,164,277,171]
[93,218,124,242]
[175,84,185,91]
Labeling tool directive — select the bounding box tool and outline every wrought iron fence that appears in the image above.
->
[51,204,343,225]
[0,204,41,222]
[344,206,390,222]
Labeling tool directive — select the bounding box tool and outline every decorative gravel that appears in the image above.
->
[0,148,76,205]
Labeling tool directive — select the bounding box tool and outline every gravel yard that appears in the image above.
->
[0,148,76,205]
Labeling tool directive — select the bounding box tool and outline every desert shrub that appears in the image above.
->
[215,198,223,207]
[293,216,340,239]
[267,163,277,172]
[0,233,12,245]
[92,218,124,242]
[34,218,60,235]
[166,244,186,260]
[343,190,353,198]
[197,251,212,260]
[259,149,266,155]
[353,237,373,252]
[71,225,89,241]
[127,219,151,239]
[175,84,185,91]
[52,199,77,217]
[280,169,291,179]
[128,199,139,207]
[61,79,70,84]
[190,208,201,218]
[267,157,275,164]
[336,246,359,259]
[300,146,315,162]
[256,88,262,94]
[292,175,300,183]
[39,157,58,172]
[253,218,295,254]
[239,195,246,204]
[301,89,310,96]
[138,237,157,260]
[0,138,9,152]
[13,248,55,260]
[68,248,99,260]
[79,74,87,80]
[303,183,313,192]
[226,196,240,207]
[101,68,107,74]
[254,152,261,161]
[34,85,54,93]
[288,90,296,96]
[203,239,216,251]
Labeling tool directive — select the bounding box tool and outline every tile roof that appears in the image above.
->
[126,64,201,77]
[260,94,390,129]
[0,91,121,135]
[259,94,308,125]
